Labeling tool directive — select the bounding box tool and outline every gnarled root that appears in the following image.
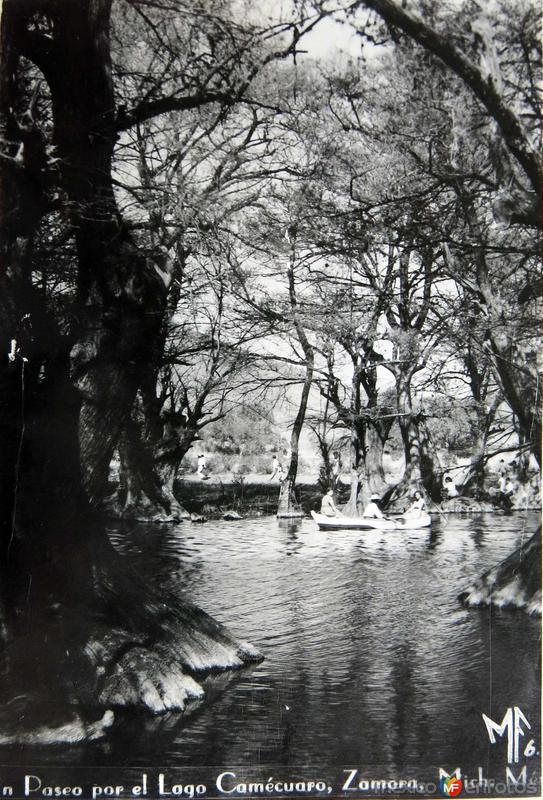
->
[459,528,541,615]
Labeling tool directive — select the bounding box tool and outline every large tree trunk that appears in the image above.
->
[365,423,388,494]
[342,420,366,516]
[460,395,501,494]
[464,223,541,466]
[105,378,192,522]
[398,380,423,486]
[341,362,365,515]
[1,324,263,739]
[0,0,260,743]
[111,418,191,522]
[386,375,441,507]
[487,331,541,467]
[104,245,197,523]
[277,366,312,518]
[323,347,391,513]
[277,234,313,518]
[341,421,386,515]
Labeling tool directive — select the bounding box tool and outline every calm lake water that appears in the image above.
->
[6,512,541,794]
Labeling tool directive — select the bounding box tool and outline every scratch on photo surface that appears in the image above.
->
[9,358,27,554]
[26,575,32,605]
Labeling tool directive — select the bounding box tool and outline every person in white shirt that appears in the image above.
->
[404,490,426,518]
[498,460,509,493]
[442,475,458,499]
[363,493,384,518]
[197,453,207,478]
[270,454,280,480]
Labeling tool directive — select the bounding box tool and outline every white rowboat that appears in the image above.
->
[310,510,431,531]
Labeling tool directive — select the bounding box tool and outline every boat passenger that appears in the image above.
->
[404,490,426,518]
[363,493,384,519]
[320,488,340,517]
[442,475,458,499]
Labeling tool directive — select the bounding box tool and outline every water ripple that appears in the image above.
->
[103,512,540,775]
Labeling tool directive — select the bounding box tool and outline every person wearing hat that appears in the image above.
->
[363,493,384,519]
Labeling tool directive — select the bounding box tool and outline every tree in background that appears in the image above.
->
[344,0,541,465]
[339,0,541,607]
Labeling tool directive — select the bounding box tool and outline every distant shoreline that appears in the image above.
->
[174,474,539,519]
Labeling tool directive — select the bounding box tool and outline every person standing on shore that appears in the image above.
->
[270,454,281,481]
[197,453,208,479]
[331,451,342,487]
[498,459,509,493]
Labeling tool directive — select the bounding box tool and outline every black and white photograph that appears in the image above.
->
[0,0,540,798]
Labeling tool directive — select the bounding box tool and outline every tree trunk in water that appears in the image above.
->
[342,424,366,516]
[1,334,264,740]
[460,399,499,495]
[342,361,366,515]
[104,248,196,523]
[461,431,487,494]
[399,394,422,488]
[277,239,313,518]
[488,333,541,467]
[341,467,363,516]
[341,419,389,512]
[418,416,442,499]
[386,378,441,507]
[276,368,311,517]
[365,424,388,495]
[473,249,541,466]
[105,380,192,522]
[111,420,190,522]
[277,476,303,518]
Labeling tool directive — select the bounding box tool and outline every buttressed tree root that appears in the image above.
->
[459,528,541,615]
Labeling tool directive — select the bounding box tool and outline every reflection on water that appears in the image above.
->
[11,513,542,782]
